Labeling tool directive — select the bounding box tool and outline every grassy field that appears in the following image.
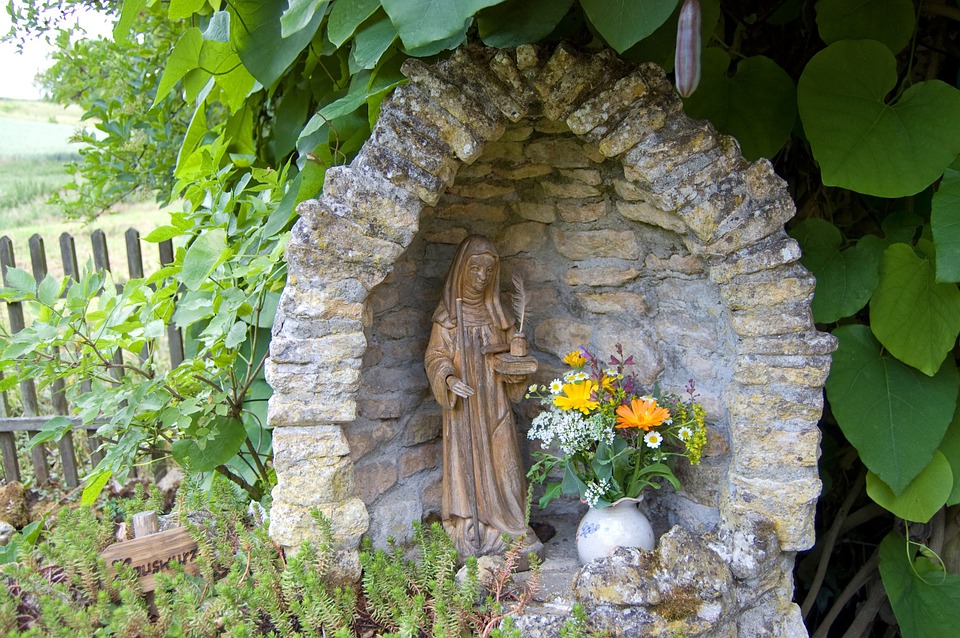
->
[0,99,169,281]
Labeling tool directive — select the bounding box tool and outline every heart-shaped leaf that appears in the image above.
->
[791,218,885,323]
[932,157,960,283]
[826,325,958,494]
[381,0,503,51]
[816,0,916,54]
[799,40,960,197]
[870,243,960,376]
[172,416,248,472]
[938,402,960,506]
[684,49,796,160]
[478,0,574,48]
[328,0,381,46]
[580,0,679,53]
[880,533,960,638]
[866,451,953,522]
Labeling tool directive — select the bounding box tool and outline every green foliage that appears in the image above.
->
[826,325,958,495]
[879,533,960,637]
[815,0,916,54]
[0,479,538,636]
[6,0,960,634]
[798,39,960,197]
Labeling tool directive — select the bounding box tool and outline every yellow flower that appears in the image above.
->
[553,381,599,414]
[615,397,671,431]
[600,373,616,393]
[563,349,586,367]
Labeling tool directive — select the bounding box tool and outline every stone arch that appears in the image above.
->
[265,43,833,626]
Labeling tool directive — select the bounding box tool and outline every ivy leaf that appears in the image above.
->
[791,219,885,323]
[229,0,326,88]
[683,49,796,160]
[327,0,381,47]
[880,532,960,638]
[171,416,247,472]
[798,40,960,197]
[168,0,207,20]
[866,451,953,522]
[381,0,504,51]
[870,243,960,376]
[280,0,330,38]
[477,0,574,48]
[580,0,679,53]
[349,11,398,73]
[182,228,229,291]
[113,0,146,42]
[153,27,202,108]
[816,0,916,54]
[826,325,958,495]
[938,403,960,506]
[932,158,960,283]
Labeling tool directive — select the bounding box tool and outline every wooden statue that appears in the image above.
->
[425,235,542,558]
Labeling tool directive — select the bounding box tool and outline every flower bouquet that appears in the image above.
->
[526,345,707,509]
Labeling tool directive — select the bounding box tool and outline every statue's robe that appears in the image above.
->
[425,298,528,556]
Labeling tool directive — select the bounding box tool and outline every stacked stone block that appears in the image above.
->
[266,43,833,635]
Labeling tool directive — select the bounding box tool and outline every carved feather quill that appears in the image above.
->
[512,272,528,334]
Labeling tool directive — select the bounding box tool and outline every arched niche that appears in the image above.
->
[265,43,834,633]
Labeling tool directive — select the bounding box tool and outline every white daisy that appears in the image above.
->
[549,379,564,394]
[678,426,693,441]
[644,431,663,449]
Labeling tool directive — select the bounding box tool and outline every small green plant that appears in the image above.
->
[0,476,540,636]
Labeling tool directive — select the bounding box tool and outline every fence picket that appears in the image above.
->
[0,237,50,485]
[0,229,182,489]
[58,233,103,467]
[29,235,79,488]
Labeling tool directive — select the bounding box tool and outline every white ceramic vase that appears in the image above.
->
[575,496,655,563]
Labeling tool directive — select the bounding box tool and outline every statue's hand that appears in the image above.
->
[446,376,475,398]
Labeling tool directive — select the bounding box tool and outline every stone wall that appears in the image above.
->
[265,43,834,634]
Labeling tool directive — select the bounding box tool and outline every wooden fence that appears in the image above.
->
[0,229,183,488]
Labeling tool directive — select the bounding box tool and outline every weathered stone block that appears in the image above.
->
[738,331,838,356]
[535,318,594,357]
[346,420,399,460]
[267,393,357,425]
[616,201,686,234]
[720,265,815,310]
[399,441,442,478]
[567,70,650,136]
[541,181,602,198]
[495,164,554,180]
[645,253,704,275]
[726,474,822,550]
[436,201,507,222]
[270,497,369,553]
[274,454,355,507]
[540,49,627,122]
[390,84,483,162]
[424,227,469,245]
[564,266,641,287]
[498,221,549,256]
[707,232,802,284]
[354,457,399,503]
[729,303,813,338]
[269,333,367,364]
[726,384,824,425]
[551,228,641,260]
[445,48,527,122]
[446,181,515,199]
[730,424,821,475]
[559,200,608,223]
[576,291,647,315]
[401,59,505,141]
[510,201,557,223]
[525,137,592,168]
[403,407,442,446]
[734,354,832,388]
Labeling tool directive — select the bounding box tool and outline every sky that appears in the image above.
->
[0,8,113,100]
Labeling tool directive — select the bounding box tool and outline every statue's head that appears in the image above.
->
[434,235,511,330]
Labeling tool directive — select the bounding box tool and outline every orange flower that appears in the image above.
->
[615,397,671,431]
[554,381,599,414]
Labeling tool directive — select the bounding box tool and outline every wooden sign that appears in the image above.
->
[100,526,201,592]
